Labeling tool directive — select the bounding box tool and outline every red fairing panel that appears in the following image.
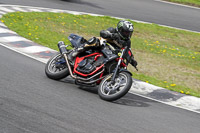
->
[73,53,104,77]
[116,58,127,67]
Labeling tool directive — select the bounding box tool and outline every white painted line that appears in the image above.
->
[131,79,200,112]
[0,28,11,33]
[17,46,56,53]
[169,96,200,111]
[0,23,6,27]
[0,42,47,63]
[129,91,200,114]
[155,0,200,10]
[49,9,65,13]
[0,28,17,34]
[65,11,82,15]
[154,24,200,33]
[11,7,27,12]
[29,8,43,12]
[0,7,15,12]
[0,36,31,42]
[0,11,6,14]
[131,80,165,94]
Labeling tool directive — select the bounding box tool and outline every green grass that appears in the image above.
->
[164,0,200,7]
[1,12,200,97]
[132,72,196,96]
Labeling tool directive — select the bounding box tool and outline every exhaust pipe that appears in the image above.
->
[58,41,77,79]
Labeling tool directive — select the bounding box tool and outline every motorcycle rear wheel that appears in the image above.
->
[98,72,132,101]
[45,52,69,80]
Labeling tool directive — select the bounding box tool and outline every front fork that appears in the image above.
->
[111,46,127,84]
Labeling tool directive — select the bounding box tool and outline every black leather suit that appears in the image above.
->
[100,27,137,67]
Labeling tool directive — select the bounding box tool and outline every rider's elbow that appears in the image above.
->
[100,30,112,39]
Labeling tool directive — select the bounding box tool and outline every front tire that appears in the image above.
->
[98,72,132,101]
[45,52,69,80]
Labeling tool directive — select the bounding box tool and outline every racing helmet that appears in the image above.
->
[116,20,134,40]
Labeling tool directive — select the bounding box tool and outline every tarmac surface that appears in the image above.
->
[0,4,200,133]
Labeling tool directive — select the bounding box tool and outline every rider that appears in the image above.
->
[67,20,137,68]
[100,20,137,68]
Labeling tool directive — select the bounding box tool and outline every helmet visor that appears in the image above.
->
[121,30,133,39]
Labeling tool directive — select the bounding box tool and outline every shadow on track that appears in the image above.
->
[113,93,151,107]
[60,0,103,9]
[60,77,152,107]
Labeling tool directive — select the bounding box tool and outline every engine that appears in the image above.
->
[76,55,104,74]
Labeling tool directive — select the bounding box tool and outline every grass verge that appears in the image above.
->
[1,12,200,97]
[164,0,200,7]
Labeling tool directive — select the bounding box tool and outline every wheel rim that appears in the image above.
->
[100,73,128,96]
[48,54,67,74]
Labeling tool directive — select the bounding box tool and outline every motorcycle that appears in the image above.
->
[45,34,137,101]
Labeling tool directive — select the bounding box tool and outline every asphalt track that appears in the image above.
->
[1,44,200,133]
[1,0,200,32]
[0,1,200,133]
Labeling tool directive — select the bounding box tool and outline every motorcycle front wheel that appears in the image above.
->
[45,52,69,80]
[98,72,132,101]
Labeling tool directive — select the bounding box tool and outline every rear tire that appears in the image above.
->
[45,52,69,80]
[98,72,132,101]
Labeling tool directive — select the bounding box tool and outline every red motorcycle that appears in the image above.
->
[45,34,137,101]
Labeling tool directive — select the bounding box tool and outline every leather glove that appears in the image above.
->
[130,58,138,67]
[111,33,120,40]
